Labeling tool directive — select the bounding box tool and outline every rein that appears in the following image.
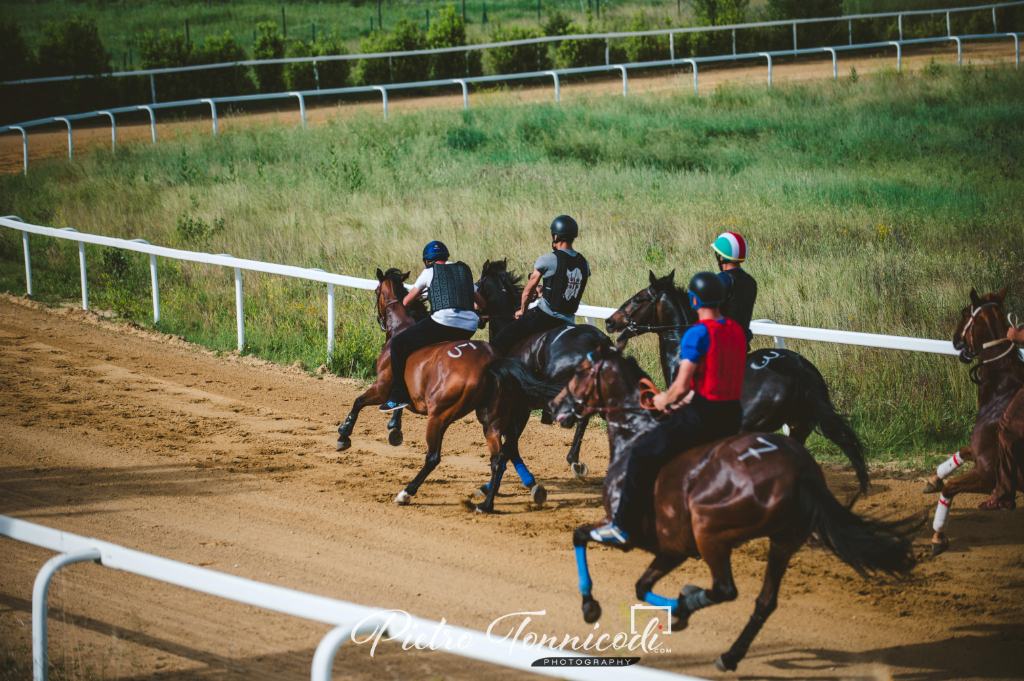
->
[617,286,692,335]
[959,302,1020,385]
[561,354,664,419]
[376,288,402,332]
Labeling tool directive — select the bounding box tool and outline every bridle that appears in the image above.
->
[375,284,401,332]
[956,301,1018,384]
[475,270,517,321]
[559,352,661,419]
[615,286,693,335]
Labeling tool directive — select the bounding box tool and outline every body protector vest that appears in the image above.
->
[428,262,476,312]
[691,318,746,401]
[719,268,758,338]
[542,250,589,316]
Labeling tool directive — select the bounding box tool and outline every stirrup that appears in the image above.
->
[589,524,631,546]
[379,400,409,413]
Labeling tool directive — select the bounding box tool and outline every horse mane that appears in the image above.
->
[383,267,429,321]
[487,259,525,299]
[615,353,653,386]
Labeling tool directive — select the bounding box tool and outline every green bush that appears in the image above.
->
[0,19,36,82]
[687,0,749,56]
[353,19,427,85]
[36,14,111,78]
[139,30,191,102]
[553,15,605,69]
[426,5,482,80]
[253,22,285,94]
[287,34,352,91]
[487,23,549,75]
[190,31,255,97]
[623,9,668,64]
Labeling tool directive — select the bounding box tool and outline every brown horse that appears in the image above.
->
[335,268,547,508]
[549,342,918,672]
[928,285,1024,554]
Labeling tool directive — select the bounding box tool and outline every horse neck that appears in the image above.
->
[655,292,693,384]
[597,372,658,474]
[974,312,1022,403]
[483,275,518,342]
[385,297,417,339]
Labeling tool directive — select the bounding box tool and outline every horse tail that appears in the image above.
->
[800,358,870,495]
[486,358,563,401]
[798,469,919,577]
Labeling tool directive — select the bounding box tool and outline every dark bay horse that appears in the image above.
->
[927,285,1024,555]
[335,268,553,508]
[607,270,869,494]
[476,258,609,479]
[549,343,918,672]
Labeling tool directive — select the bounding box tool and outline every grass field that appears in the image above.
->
[1,62,1022,468]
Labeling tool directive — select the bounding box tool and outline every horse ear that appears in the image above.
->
[648,270,658,285]
[996,283,1009,302]
[667,269,676,284]
[402,271,411,282]
[482,259,491,275]
[970,287,980,305]
[376,268,385,282]
[598,335,613,356]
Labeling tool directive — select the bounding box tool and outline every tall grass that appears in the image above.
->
[1,62,1022,465]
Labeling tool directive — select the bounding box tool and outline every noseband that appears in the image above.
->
[559,352,659,419]
[376,286,401,332]
[957,301,1018,383]
[616,286,692,335]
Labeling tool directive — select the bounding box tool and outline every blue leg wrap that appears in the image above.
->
[512,457,536,487]
[644,591,679,610]
[574,546,593,596]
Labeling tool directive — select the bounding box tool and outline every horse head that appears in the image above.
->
[375,267,413,333]
[550,336,646,424]
[477,258,523,341]
[952,284,1011,365]
[606,270,688,349]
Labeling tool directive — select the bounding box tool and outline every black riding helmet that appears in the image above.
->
[550,215,579,242]
[688,271,726,309]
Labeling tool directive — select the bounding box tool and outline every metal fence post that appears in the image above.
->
[890,41,902,72]
[1013,33,1020,69]
[546,71,560,102]
[78,241,88,310]
[234,266,244,351]
[670,33,675,62]
[617,65,628,96]
[23,231,33,296]
[823,47,837,78]
[454,79,469,109]
[733,29,737,57]
[150,254,160,321]
[849,19,853,45]
[683,58,698,96]
[952,36,962,66]
[311,625,354,681]
[605,39,610,65]
[201,99,218,135]
[12,126,27,174]
[289,92,306,128]
[993,7,998,32]
[33,549,102,681]
[99,111,116,152]
[760,52,773,87]
[138,105,157,143]
[898,14,903,41]
[54,118,72,159]
[327,282,335,354]
[373,86,388,119]
[150,73,157,104]
[792,23,797,54]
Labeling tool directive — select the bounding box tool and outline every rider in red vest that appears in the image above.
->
[591,272,746,546]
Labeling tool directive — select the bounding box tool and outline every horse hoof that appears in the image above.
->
[582,600,602,624]
[715,656,736,673]
[335,437,351,452]
[924,479,944,494]
[681,584,702,597]
[529,483,547,505]
[931,538,949,556]
[540,411,554,425]
[387,429,403,447]
[475,484,489,497]
[571,462,589,479]
[475,503,494,514]
[394,490,412,506]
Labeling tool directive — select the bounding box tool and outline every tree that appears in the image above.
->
[426,5,481,80]
[0,19,36,82]
[36,15,111,77]
[286,34,351,91]
[253,22,286,93]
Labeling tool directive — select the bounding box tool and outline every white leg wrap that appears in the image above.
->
[937,452,964,479]
[394,490,412,505]
[933,494,952,532]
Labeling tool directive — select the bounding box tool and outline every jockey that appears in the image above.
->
[978,324,1024,510]
[591,272,746,546]
[491,215,590,355]
[380,241,486,413]
[712,231,758,350]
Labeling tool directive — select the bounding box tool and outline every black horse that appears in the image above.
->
[476,259,609,481]
[606,270,869,494]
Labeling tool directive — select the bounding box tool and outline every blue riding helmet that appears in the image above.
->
[688,271,726,310]
[422,241,450,262]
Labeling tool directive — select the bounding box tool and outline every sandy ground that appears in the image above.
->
[1,40,1019,175]
[0,294,1022,680]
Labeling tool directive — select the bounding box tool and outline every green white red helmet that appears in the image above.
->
[711,231,747,262]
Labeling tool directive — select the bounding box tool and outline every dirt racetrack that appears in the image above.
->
[1,295,1023,680]
[1,39,1020,176]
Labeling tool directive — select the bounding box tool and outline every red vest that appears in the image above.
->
[691,318,746,401]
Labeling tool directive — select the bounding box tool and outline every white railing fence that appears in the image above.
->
[1,29,1019,176]
[3,0,1021,92]
[0,216,959,357]
[0,515,695,681]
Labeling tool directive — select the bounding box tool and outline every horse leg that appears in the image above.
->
[386,409,404,446]
[566,415,592,479]
[572,522,608,624]
[716,537,799,672]
[475,412,512,514]
[675,541,738,631]
[337,379,391,451]
[931,465,993,555]
[395,416,448,505]
[925,445,972,494]
[635,554,686,608]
